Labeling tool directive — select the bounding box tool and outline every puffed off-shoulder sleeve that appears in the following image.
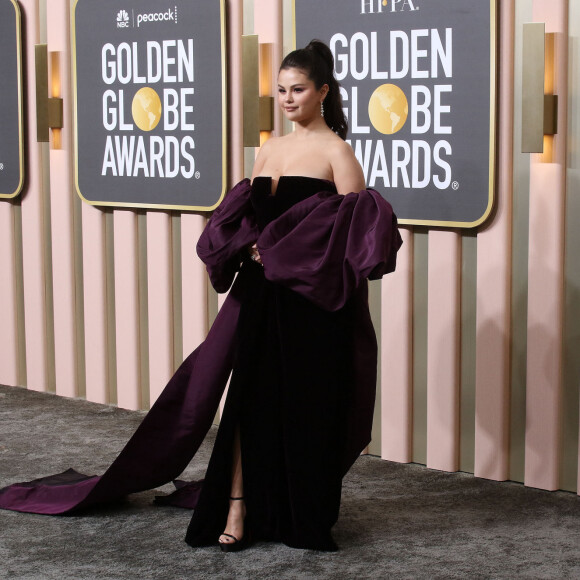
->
[257,189,402,311]
[196,179,259,293]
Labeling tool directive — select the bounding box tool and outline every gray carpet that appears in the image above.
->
[1,384,580,580]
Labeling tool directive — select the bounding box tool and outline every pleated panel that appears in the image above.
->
[19,0,50,393]
[564,0,580,495]
[368,279,382,457]
[524,0,568,491]
[282,0,293,57]
[381,228,413,463]
[105,211,118,404]
[13,202,26,386]
[459,233,477,475]
[412,229,428,465]
[254,0,283,135]
[49,153,78,397]
[227,0,244,182]
[73,195,86,399]
[525,163,565,490]
[146,213,174,404]
[243,0,254,36]
[171,214,183,368]
[181,214,207,356]
[509,0,533,485]
[426,231,461,472]
[0,204,19,386]
[474,0,514,482]
[82,202,109,404]
[46,1,78,399]
[137,214,149,409]
[113,211,141,410]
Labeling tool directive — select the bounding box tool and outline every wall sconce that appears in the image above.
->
[521,23,558,153]
[242,35,274,147]
[35,44,63,145]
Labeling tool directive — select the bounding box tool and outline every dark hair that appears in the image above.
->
[280,39,348,140]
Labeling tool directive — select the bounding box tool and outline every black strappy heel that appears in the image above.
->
[219,497,249,553]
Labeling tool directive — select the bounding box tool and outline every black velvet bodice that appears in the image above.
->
[251,176,336,231]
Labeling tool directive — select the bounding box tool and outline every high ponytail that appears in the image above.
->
[280,39,348,140]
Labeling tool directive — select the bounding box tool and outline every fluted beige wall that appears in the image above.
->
[0,0,578,494]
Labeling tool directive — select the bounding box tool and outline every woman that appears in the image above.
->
[187,40,399,552]
[0,40,401,552]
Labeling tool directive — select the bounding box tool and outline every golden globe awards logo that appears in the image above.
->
[74,0,226,210]
[100,39,196,179]
[333,28,453,190]
[296,0,495,227]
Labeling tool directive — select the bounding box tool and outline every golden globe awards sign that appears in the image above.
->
[295,0,496,227]
[0,0,24,199]
[73,0,226,210]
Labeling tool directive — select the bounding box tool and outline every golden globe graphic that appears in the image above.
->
[132,87,162,131]
[368,84,408,135]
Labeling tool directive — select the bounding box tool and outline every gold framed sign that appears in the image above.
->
[0,0,24,199]
[73,0,227,211]
[294,0,497,228]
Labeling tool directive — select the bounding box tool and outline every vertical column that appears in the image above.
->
[569,0,580,497]
[254,0,283,136]
[82,202,109,403]
[19,0,49,392]
[73,1,110,403]
[227,0,244,181]
[47,0,78,398]
[181,214,207,357]
[474,0,514,482]
[426,231,461,471]
[412,230,429,464]
[114,211,141,410]
[147,212,173,404]
[524,0,568,491]
[381,228,413,462]
[0,206,18,386]
[509,0,533,485]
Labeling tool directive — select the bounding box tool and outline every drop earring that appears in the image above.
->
[320,101,324,117]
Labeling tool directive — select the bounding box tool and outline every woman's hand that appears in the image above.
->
[248,243,262,265]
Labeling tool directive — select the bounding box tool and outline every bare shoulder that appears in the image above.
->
[258,135,283,154]
[327,136,357,160]
[328,138,366,194]
[254,135,291,162]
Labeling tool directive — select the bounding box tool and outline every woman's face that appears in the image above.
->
[277,67,328,123]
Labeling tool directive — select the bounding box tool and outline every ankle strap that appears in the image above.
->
[230,496,244,501]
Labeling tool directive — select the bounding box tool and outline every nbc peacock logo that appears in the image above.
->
[117,9,130,28]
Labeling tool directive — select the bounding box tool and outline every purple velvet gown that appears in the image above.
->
[0,177,402,551]
[187,176,354,551]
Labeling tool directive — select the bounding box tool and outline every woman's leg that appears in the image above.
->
[219,426,246,544]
